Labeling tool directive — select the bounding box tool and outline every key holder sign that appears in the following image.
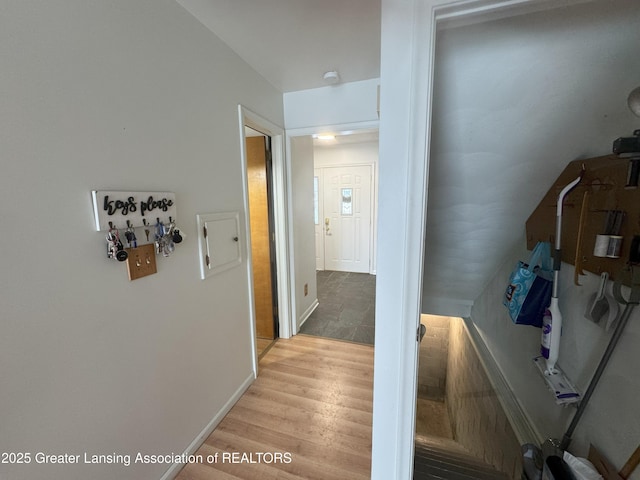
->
[91,191,177,231]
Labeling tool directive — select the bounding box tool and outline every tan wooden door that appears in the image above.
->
[246,136,276,339]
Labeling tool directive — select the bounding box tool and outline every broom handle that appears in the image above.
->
[620,445,640,479]
[560,299,637,451]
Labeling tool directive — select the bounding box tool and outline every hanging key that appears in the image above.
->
[127,227,137,248]
[124,229,133,247]
[142,219,150,242]
[124,221,137,248]
[107,226,128,261]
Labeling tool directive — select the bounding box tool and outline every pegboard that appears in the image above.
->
[526,154,640,284]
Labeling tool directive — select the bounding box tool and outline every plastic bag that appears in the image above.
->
[503,241,553,327]
[563,451,603,480]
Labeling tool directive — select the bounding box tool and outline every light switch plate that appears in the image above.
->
[125,244,157,281]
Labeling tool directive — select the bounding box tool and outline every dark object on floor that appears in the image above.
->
[542,456,577,480]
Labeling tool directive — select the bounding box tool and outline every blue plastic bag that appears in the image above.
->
[503,242,553,328]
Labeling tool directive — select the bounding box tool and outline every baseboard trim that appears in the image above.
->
[297,299,319,330]
[159,372,255,480]
[462,317,543,446]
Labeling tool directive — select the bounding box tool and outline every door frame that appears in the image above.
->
[374,1,589,478]
[313,168,324,271]
[238,106,292,376]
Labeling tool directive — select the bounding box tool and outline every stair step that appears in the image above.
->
[414,443,499,472]
[414,462,507,480]
[414,438,511,480]
[415,435,471,455]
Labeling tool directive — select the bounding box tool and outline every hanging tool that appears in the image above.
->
[620,445,640,479]
[574,191,590,285]
[584,272,611,325]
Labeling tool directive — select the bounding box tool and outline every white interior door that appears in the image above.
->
[323,165,372,273]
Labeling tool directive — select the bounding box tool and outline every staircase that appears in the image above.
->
[414,436,512,480]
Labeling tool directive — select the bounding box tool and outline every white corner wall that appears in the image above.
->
[372,0,433,478]
[290,136,318,330]
[472,237,640,479]
[283,78,380,130]
[0,2,283,479]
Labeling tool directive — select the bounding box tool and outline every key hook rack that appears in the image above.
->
[92,191,183,280]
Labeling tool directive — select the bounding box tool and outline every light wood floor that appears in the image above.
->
[175,334,374,480]
[256,337,275,359]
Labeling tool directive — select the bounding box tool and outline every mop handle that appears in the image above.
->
[551,167,585,298]
[555,168,585,251]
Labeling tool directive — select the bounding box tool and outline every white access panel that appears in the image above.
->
[196,212,241,279]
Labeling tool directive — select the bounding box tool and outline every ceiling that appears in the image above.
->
[176,0,381,93]
[178,0,640,316]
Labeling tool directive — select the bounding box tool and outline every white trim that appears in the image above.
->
[436,0,595,29]
[238,106,293,376]
[286,120,379,139]
[373,0,564,478]
[462,317,543,446]
[314,169,325,271]
[298,298,319,329]
[283,134,298,337]
[158,372,254,480]
[372,0,433,477]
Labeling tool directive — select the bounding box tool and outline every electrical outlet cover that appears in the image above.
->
[125,244,157,281]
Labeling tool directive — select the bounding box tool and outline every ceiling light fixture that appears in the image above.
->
[323,71,340,85]
[628,86,640,117]
[612,86,640,189]
[315,134,335,141]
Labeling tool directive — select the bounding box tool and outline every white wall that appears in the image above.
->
[0,2,283,479]
[472,238,640,479]
[375,0,640,478]
[314,140,379,168]
[314,140,379,274]
[283,78,380,130]
[290,136,318,329]
[422,0,640,315]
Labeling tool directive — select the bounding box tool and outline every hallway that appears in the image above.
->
[175,335,373,479]
[299,271,376,345]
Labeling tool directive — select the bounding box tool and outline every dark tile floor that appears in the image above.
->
[299,270,376,345]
